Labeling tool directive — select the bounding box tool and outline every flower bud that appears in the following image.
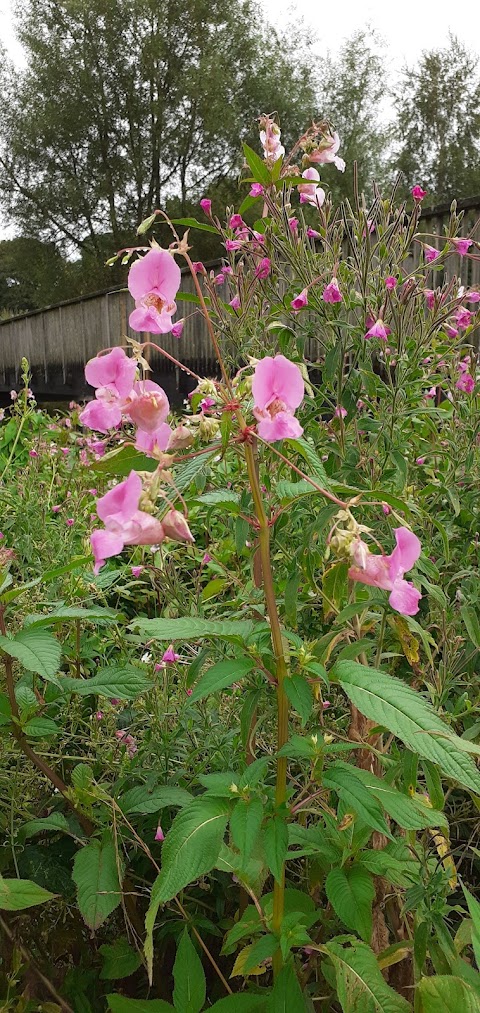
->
[167,425,194,451]
[162,509,194,543]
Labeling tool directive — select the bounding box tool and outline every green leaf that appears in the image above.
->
[23,716,61,737]
[334,660,480,794]
[417,976,480,1012]
[462,885,480,970]
[0,874,55,910]
[0,692,12,725]
[242,933,278,974]
[61,665,153,699]
[285,438,331,489]
[171,216,218,233]
[284,675,313,725]
[194,489,241,512]
[107,999,174,1013]
[132,617,257,644]
[222,905,262,954]
[325,866,375,942]
[99,937,142,979]
[243,143,272,185]
[209,997,267,1011]
[145,799,229,980]
[119,785,193,814]
[461,606,480,650]
[324,939,411,1012]
[18,813,71,842]
[200,578,226,602]
[266,963,307,1012]
[323,768,392,840]
[330,762,447,830]
[0,627,61,681]
[230,797,264,861]
[93,445,159,477]
[72,834,124,930]
[26,605,119,626]
[173,929,206,1013]
[190,656,254,702]
[264,815,288,883]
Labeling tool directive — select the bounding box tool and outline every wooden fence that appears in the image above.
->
[1,196,479,401]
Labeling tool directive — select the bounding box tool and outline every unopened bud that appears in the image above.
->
[162,509,194,543]
[167,425,194,451]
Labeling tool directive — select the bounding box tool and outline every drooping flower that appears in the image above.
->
[452,238,473,256]
[229,214,244,230]
[457,371,475,393]
[85,347,137,399]
[128,248,181,334]
[225,238,243,252]
[307,227,320,239]
[454,307,473,330]
[192,261,205,274]
[416,457,426,465]
[200,198,212,216]
[91,471,166,573]
[131,565,144,577]
[171,319,184,338]
[162,510,194,544]
[322,277,342,303]
[385,276,397,291]
[411,185,427,201]
[126,380,170,434]
[298,168,325,207]
[291,289,309,311]
[424,289,435,310]
[255,257,271,280]
[135,420,172,457]
[155,824,165,842]
[162,644,181,664]
[308,132,345,172]
[252,354,304,442]
[334,405,347,419]
[348,527,422,616]
[466,290,480,303]
[229,294,241,310]
[364,319,391,341]
[424,245,440,263]
[259,118,284,161]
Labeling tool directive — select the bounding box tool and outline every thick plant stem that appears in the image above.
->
[244,442,289,976]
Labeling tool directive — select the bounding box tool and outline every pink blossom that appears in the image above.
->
[91,470,166,573]
[225,239,243,252]
[192,261,205,274]
[322,700,331,710]
[288,218,299,233]
[425,386,437,399]
[249,183,264,197]
[221,265,234,276]
[229,214,244,229]
[307,227,320,239]
[61,447,70,455]
[80,396,122,433]
[298,168,325,207]
[199,396,216,412]
[135,420,172,457]
[259,119,284,161]
[362,220,375,237]
[334,406,347,419]
[385,276,397,291]
[10,390,17,401]
[52,505,61,513]
[128,248,181,333]
[202,552,212,564]
[155,825,165,842]
[171,319,184,338]
[466,290,480,303]
[291,289,309,311]
[85,347,137,399]
[446,326,459,339]
[364,319,391,341]
[162,644,181,664]
[457,372,475,393]
[349,527,422,616]
[424,289,435,310]
[255,257,271,280]
[252,231,265,245]
[29,449,38,458]
[411,185,427,201]
[126,380,170,434]
[66,518,74,527]
[322,277,342,303]
[95,711,104,720]
[131,565,144,577]
[356,399,365,410]
[162,509,194,544]
[214,273,225,286]
[454,307,473,330]
[382,503,391,515]
[115,729,137,758]
[200,198,212,215]
[186,688,193,696]
[308,132,345,172]
[252,354,304,442]
[229,294,241,310]
[424,245,440,263]
[416,457,425,465]
[452,238,473,256]
[167,425,192,451]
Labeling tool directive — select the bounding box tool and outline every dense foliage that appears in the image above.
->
[0,121,480,1012]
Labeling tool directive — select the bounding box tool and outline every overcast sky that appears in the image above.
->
[2,0,480,71]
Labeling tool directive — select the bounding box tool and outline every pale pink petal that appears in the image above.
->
[79,399,122,433]
[126,388,170,433]
[256,411,303,442]
[252,355,304,411]
[129,303,176,334]
[122,511,165,545]
[128,248,181,303]
[91,528,125,573]
[388,527,421,579]
[162,510,195,543]
[85,347,137,398]
[348,555,393,591]
[389,580,422,616]
[135,422,172,454]
[96,471,142,525]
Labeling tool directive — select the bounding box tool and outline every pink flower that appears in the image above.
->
[229,294,241,310]
[200,198,212,215]
[91,471,166,573]
[166,425,192,452]
[425,386,437,399]
[362,219,375,237]
[259,119,284,161]
[229,214,244,229]
[128,248,181,334]
[135,420,172,457]
[252,354,304,442]
[457,372,475,393]
[349,527,422,616]
[52,505,61,513]
[171,319,184,338]
[466,290,480,303]
[186,688,193,696]
[202,552,212,564]
[291,289,308,311]
[382,503,391,515]
[385,276,397,291]
[424,245,440,263]
[307,227,320,239]
[162,510,194,544]
[454,307,473,330]
[452,238,472,256]
[225,239,243,252]
[424,289,435,310]
[322,700,331,710]
[199,396,216,412]
[356,399,365,410]
[322,277,342,303]
[298,168,325,207]
[255,257,271,280]
[29,449,38,458]
[364,319,391,341]
[131,565,144,577]
[162,644,181,664]
[155,824,165,842]
[221,265,234,276]
[10,390,17,401]
[334,406,347,419]
[249,183,264,197]
[288,218,299,233]
[411,185,427,201]
[308,132,345,172]
[126,380,170,433]
[416,457,425,465]
[115,730,137,758]
[85,347,137,399]
[95,711,104,720]
[66,518,74,527]
[214,273,225,286]
[192,261,205,274]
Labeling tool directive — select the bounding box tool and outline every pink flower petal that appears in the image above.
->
[252,355,304,412]
[85,347,137,398]
[128,248,181,303]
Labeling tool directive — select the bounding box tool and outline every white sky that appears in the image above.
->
[2,0,480,71]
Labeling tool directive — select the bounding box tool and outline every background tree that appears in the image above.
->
[392,34,480,202]
[0,237,67,315]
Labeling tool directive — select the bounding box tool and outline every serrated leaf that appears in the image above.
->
[107,999,174,1012]
[0,627,61,681]
[119,785,193,814]
[285,438,331,489]
[61,665,153,699]
[24,716,61,737]
[26,605,119,626]
[324,939,411,1012]
[264,816,288,883]
[231,944,268,978]
[334,661,480,793]
[0,874,55,910]
[330,762,447,830]
[131,617,257,644]
[172,929,206,1013]
[99,937,142,979]
[190,656,254,703]
[222,905,262,954]
[72,834,123,930]
[145,799,229,981]
[462,885,480,970]
[417,976,480,1012]
[241,934,278,974]
[323,768,392,840]
[93,445,158,477]
[230,797,263,861]
[266,963,306,1012]
[195,489,241,512]
[209,997,267,1011]
[326,866,374,942]
[284,675,313,725]
[18,813,71,842]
